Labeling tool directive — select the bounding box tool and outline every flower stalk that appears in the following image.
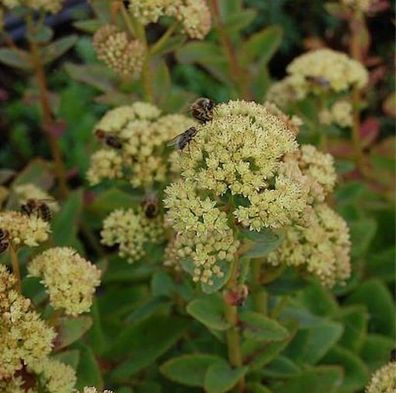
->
[9,245,21,293]
[26,16,69,199]
[223,258,245,392]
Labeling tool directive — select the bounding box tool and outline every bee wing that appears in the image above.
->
[167,133,183,147]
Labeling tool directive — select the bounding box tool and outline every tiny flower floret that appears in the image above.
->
[366,362,396,393]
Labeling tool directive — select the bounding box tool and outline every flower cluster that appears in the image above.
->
[319,100,353,128]
[165,180,239,284]
[341,0,372,12]
[0,265,56,379]
[267,49,368,106]
[14,183,59,212]
[366,362,396,393]
[33,358,77,393]
[165,100,310,284]
[28,247,101,316]
[93,24,146,79]
[267,204,351,287]
[282,144,337,203]
[0,211,50,247]
[76,388,113,393]
[101,208,164,263]
[129,0,211,39]
[87,102,192,187]
[0,0,63,12]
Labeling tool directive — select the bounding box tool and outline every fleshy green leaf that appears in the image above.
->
[224,9,257,33]
[187,294,230,331]
[0,48,31,70]
[242,26,283,65]
[109,315,188,380]
[160,354,224,387]
[240,311,289,341]
[360,334,394,372]
[41,35,78,65]
[56,316,93,350]
[75,344,103,390]
[240,228,284,258]
[53,349,80,369]
[349,218,377,257]
[338,305,368,352]
[201,261,232,294]
[204,363,248,393]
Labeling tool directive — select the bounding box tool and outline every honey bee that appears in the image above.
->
[190,97,215,124]
[167,126,198,151]
[0,228,10,255]
[305,75,330,87]
[21,199,53,222]
[141,193,159,219]
[95,129,123,150]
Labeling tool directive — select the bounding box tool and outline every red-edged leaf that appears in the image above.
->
[360,117,380,147]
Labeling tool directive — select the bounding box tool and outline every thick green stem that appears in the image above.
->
[9,245,21,293]
[150,22,179,55]
[209,0,251,99]
[224,259,245,392]
[251,259,268,314]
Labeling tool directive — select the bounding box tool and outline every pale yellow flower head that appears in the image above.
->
[287,49,368,93]
[87,102,192,187]
[0,265,56,379]
[319,100,353,128]
[101,208,164,263]
[14,183,59,212]
[93,24,146,79]
[129,0,211,39]
[76,388,114,393]
[28,247,101,316]
[164,180,239,284]
[0,376,29,393]
[32,358,77,393]
[267,204,351,287]
[0,211,50,247]
[341,0,372,12]
[0,0,63,12]
[366,362,396,393]
[282,144,337,203]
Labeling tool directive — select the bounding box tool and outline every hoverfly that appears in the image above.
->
[305,75,330,87]
[167,126,199,151]
[21,199,53,222]
[0,229,10,255]
[95,129,123,150]
[141,193,159,219]
[190,98,215,124]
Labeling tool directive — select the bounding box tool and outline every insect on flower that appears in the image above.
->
[167,126,199,151]
[95,129,123,150]
[0,228,10,254]
[190,97,215,124]
[21,199,53,222]
[142,193,159,219]
[305,75,331,87]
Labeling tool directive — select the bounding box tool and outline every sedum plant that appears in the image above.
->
[0,0,394,392]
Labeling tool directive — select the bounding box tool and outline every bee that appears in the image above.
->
[305,75,330,87]
[0,228,10,255]
[167,126,199,151]
[21,199,53,222]
[141,193,159,219]
[190,97,215,124]
[95,129,123,150]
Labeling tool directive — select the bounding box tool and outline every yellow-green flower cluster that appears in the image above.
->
[14,183,59,212]
[268,49,368,106]
[33,358,77,393]
[0,376,29,393]
[87,102,192,187]
[93,24,146,79]
[319,100,353,128]
[129,0,211,39]
[165,100,312,283]
[165,180,239,284]
[366,362,396,393]
[101,208,164,263]
[282,144,337,203]
[0,211,50,247]
[341,0,372,12]
[267,204,351,287]
[76,388,114,393]
[28,247,101,316]
[0,265,56,379]
[0,0,63,12]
